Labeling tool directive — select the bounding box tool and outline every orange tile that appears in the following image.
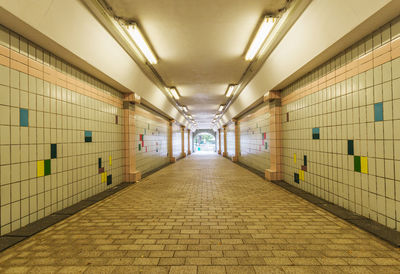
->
[335,66,345,76]
[374,51,391,67]
[392,46,400,60]
[318,82,327,90]
[29,67,43,78]
[358,51,372,64]
[359,60,373,73]
[335,73,346,83]
[391,36,400,50]
[318,75,326,85]
[10,50,28,64]
[326,71,335,80]
[10,59,28,73]
[28,58,43,71]
[0,54,9,66]
[327,78,335,87]
[346,59,358,71]
[0,45,10,57]
[373,42,390,58]
[346,67,358,78]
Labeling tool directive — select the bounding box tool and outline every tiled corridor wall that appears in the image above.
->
[0,25,125,235]
[239,104,270,172]
[221,130,225,154]
[184,129,188,154]
[172,123,182,159]
[216,131,220,153]
[134,105,168,174]
[281,16,400,230]
[226,123,235,158]
[188,131,192,153]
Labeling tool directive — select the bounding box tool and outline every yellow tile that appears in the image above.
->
[109,156,112,166]
[361,157,368,174]
[299,170,304,181]
[294,153,296,164]
[37,160,44,177]
[101,172,107,183]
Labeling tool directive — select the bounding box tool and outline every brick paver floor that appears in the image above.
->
[1,153,400,273]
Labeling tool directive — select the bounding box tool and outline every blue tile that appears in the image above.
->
[374,102,383,121]
[20,108,28,127]
[312,128,319,134]
[348,140,354,155]
[312,128,320,140]
[294,173,299,184]
[51,144,57,159]
[85,130,92,137]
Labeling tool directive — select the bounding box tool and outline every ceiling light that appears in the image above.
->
[245,16,276,61]
[126,23,157,64]
[218,105,224,112]
[182,106,188,112]
[225,84,236,97]
[170,88,180,100]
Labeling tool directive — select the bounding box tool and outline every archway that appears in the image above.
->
[193,129,217,153]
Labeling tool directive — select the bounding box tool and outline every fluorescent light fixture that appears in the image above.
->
[182,106,188,112]
[170,88,179,100]
[127,23,158,64]
[218,105,224,112]
[245,16,276,61]
[225,84,236,97]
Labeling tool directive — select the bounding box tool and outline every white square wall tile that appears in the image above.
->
[392,57,400,79]
[1,204,10,226]
[11,201,20,222]
[0,65,10,87]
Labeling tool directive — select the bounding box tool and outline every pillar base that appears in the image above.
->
[265,169,280,181]
[188,150,191,155]
[125,171,141,183]
[222,152,227,157]
[218,150,221,155]
[170,157,176,163]
[232,156,238,162]
[181,152,187,158]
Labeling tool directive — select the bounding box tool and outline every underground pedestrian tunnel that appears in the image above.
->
[0,0,400,273]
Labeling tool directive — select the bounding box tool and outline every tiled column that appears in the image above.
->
[264,91,282,181]
[222,125,227,157]
[218,128,222,155]
[181,126,187,158]
[123,94,141,182]
[168,120,176,163]
[232,119,239,162]
[187,129,191,155]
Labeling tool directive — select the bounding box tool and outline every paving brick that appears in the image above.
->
[169,266,197,274]
[186,257,212,265]
[212,258,238,265]
[0,154,399,272]
[158,258,185,266]
[198,266,226,274]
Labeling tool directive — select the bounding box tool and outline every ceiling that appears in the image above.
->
[104,0,287,128]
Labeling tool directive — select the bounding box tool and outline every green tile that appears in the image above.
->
[354,156,361,172]
[44,159,51,176]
